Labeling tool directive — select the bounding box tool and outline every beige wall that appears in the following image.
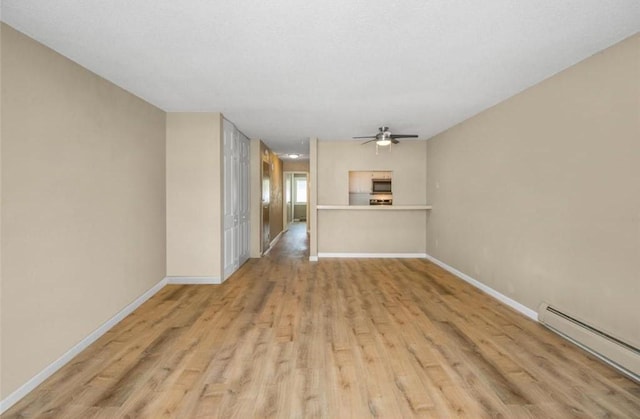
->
[309,138,318,257]
[250,139,262,257]
[317,140,427,205]
[283,159,310,172]
[316,140,428,254]
[426,33,640,348]
[166,113,222,278]
[0,21,4,400]
[1,24,166,398]
[319,211,427,253]
[293,204,307,220]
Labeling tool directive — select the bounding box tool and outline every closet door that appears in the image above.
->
[223,119,239,279]
[223,120,251,280]
[238,133,251,266]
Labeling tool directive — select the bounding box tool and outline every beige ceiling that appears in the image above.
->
[2,1,639,156]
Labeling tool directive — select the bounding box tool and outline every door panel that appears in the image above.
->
[238,133,250,265]
[224,120,251,279]
[223,120,238,279]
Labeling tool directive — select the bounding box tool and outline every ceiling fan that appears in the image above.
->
[354,126,418,146]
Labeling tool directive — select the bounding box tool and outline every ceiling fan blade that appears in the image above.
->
[391,138,400,144]
[353,135,377,139]
[361,139,378,145]
[389,134,418,139]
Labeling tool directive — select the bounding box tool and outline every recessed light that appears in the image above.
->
[288,153,300,159]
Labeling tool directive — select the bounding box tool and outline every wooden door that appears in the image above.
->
[262,160,270,253]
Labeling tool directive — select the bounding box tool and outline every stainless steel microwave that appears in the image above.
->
[371,178,392,194]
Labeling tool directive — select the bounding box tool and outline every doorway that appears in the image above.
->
[283,171,308,231]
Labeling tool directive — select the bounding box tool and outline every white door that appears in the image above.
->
[223,119,239,279]
[238,133,250,266]
[223,120,251,280]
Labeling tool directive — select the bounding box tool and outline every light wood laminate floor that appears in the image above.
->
[4,223,639,418]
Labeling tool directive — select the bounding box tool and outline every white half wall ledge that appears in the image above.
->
[0,277,168,415]
[317,253,428,259]
[166,276,222,285]
[309,256,318,262]
[423,253,539,322]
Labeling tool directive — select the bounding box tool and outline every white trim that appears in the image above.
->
[424,254,538,322]
[309,256,318,262]
[0,277,168,415]
[269,230,284,248]
[316,205,432,210]
[166,276,221,285]
[318,252,427,259]
[263,230,285,256]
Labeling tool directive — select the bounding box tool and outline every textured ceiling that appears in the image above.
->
[2,1,639,157]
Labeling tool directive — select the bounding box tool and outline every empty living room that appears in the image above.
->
[1,1,639,418]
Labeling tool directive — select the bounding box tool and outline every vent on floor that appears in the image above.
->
[538,302,639,380]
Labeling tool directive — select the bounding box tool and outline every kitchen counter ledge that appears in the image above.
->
[316,205,432,210]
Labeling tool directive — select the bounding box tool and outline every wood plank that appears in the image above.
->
[3,222,639,418]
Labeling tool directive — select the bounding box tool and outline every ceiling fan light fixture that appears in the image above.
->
[376,139,392,146]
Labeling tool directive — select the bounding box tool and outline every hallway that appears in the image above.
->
[4,225,639,418]
[268,222,308,260]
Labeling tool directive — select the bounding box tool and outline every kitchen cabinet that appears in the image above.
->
[348,170,392,193]
[348,171,392,205]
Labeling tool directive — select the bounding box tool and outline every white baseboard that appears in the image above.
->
[424,253,538,321]
[263,230,285,256]
[317,252,427,259]
[309,255,318,262]
[0,277,168,415]
[270,230,284,248]
[166,276,221,285]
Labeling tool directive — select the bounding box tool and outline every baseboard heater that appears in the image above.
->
[538,303,640,381]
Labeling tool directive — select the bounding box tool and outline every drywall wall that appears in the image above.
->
[166,113,222,278]
[318,140,427,205]
[316,140,428,254]
[1,24,166,398]
[0,19,4,402]
[318,210,427,254]
[426,33,640,348]
[283,159,310,172]
[293,205,307,220]
[250,139,262,257]
[309,138,318,258]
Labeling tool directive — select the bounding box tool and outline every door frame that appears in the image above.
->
[282,171,308,231]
